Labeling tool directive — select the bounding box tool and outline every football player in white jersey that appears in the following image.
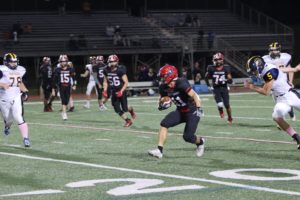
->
[81,56,97,109]
[0,53,30,147]
[244,56,300,149]
[263,42,296,121]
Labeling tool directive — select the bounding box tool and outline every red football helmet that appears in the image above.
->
[107,54,119,67]
[159,64,178,84]
[212,52,224,66]
[96,55,104,64]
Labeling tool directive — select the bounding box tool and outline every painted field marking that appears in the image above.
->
[216,132,234,135]
[1,152,300,196]
[52,141,66,144]
[0,189,64,197]
[95,138,111,141]
[29,122,295,146]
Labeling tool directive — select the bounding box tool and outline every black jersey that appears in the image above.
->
[159,78,195,111]
[39,64,52,87]
[206,64,231,87]
[104,65,126,92]
[53,67,75,88]
[92,63,106,85]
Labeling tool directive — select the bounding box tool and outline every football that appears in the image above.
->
[159,96,172,109]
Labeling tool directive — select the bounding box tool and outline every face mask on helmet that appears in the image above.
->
[43,57,51,65]
[96,56,104,64]
[212,52,224,66]
[89,56,96,65]
[107,55,119,68]
[269,42,281,59]
[4,53,18,69]
[159,64,178,84]
[246,56,265,77]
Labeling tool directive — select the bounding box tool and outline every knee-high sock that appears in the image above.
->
[18,123,29,138]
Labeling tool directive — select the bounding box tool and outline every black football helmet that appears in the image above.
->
[246,56,266,76]
[3,53,18,69]
[269,42,281,59]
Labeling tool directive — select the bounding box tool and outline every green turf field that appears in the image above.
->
[1,92,300,200]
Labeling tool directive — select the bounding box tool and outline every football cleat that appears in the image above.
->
[148,148,163,159]
[3,126,10,136]
[196,138,205,157]
[219,111,224,118]
[68,106,75,112]
[124,119,132,127]
[23,138,30,147]
[130,110,136,120]
[62,112,68,120]
[99,105,107,111]
[83,104,90,109]
[227,117,233,125]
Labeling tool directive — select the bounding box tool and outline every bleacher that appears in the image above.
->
[0,11,181,56]
[149,10,293,52]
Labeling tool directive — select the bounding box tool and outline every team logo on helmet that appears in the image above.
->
[159,64,178,84]
[3,53,18,69]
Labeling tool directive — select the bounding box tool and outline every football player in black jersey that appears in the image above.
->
[92,55,108,111]
[102,55,136,127]
[39,57,54,112]
[148,64,205,159]
[205,52,233,124]
[52,55,76,120]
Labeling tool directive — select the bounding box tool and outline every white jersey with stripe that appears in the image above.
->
[260,63,291,97]
[0,65,26,101]
[262,52,291,82]
[85,64,95,82]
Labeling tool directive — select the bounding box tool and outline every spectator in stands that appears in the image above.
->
[58,0,66,15]
[138,65,149,81]
[194,73,202,84]
[146,68,156,81]
[23,23,32,34]
[114,25,122,34]
[12,21,23,36]
[82,0,91,15]
[182,66,192,80]
[68,34,78,50]
[193,60,202,81]
[105,24,115,37]
[78,34,87,49]
[113,32,123,46]
[207,31,215,49]
[122,34,131,47]
[12,31,18,44]
[192,15,201,27]
[184,14,192,27]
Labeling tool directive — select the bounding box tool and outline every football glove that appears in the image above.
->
[193,107,204,117]
[21,91,29,101]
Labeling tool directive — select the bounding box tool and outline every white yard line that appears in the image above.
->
[29,122,295,146]
[0,152,299,196]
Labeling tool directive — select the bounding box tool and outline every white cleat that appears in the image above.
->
[196,138,205,157]
[99,105,107,111]
[62,112,68,121]
[148,148,163,159]
[292,115,297,121]
[83,104,90,109]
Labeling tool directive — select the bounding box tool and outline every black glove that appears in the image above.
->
[21,91,29,101]
[193,107,204,117]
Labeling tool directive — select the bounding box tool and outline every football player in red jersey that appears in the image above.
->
[102,55,136,127]
[148,64,205,159]
[205,52,233,124]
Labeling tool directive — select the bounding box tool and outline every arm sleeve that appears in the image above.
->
[263,68,279,82]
